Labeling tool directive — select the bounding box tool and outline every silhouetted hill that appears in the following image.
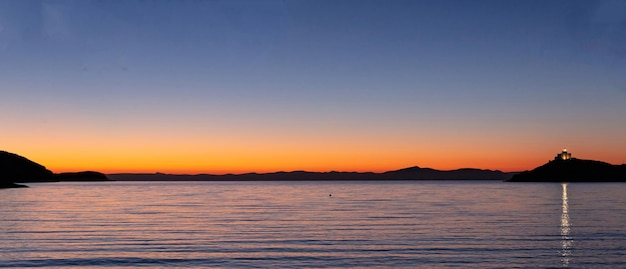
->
[0,151,110,188]
[508,158,626,182]
[0,151,55,186]
[382,166,510,180]
[109,166,513,181]
[55,171,110,181]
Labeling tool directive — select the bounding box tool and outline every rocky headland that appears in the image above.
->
[508,158,626,182]
[0,151,55,187]
[0,151,110,188]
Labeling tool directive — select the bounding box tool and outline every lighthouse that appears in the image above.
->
[555,148,572,161]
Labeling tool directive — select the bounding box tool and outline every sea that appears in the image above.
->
[1,181,626,268]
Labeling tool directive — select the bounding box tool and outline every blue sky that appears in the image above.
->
[1,0,625,172]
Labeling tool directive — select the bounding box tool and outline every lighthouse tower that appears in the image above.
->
[555,148,572,161]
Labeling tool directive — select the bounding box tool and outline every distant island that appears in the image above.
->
[0,151,110,188]
[109,167,514,181]
[508,149,626,182]
[54,171,111,181]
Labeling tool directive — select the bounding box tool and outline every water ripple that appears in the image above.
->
[2,181,626,268]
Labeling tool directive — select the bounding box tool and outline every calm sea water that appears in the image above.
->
[2,181,626,268]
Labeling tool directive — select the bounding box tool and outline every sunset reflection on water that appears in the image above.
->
[561,183,572,267]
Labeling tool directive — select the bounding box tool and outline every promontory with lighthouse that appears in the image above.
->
[508,149,626,182]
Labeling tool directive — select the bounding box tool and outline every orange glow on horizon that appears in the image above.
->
[15,152,624,175]
[4,124,625,175]
[18,146,587,175]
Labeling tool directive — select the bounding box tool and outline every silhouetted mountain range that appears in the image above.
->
[0,151,110,188]
[1,150,514,188]
[109,166,514,181]
[508,158,626,182]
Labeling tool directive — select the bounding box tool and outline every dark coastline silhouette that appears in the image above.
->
[0,151,110,188]
[1,150,514,188]
[508,149,626,182]
[55,171,110,181]
[108,167,513,181]
[0,181,29,188]
[0,151,55,188]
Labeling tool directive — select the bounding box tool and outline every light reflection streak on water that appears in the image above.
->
[561,183,572,267]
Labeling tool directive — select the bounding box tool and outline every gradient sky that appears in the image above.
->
[1,0,625,174]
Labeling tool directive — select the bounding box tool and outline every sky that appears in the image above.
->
[1,0,625,174]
